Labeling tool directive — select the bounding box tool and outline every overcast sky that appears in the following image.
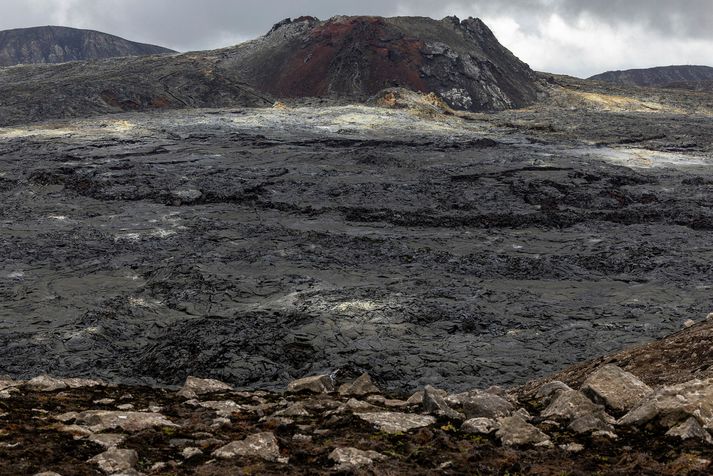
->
[2,0,712,77]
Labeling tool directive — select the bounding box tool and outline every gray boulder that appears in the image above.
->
[329,447,386,469]
[568,414,615,435]
[581,365,652,413]
[462,392,515,419]
[74,410,178,432]
[287,375,334,394]
[461,417,498,435]
[88,448,138,474]
[542,390,613,424]
[338,373,380,396]
[666,417,713,445]
[534,381,572,403]
[619,378,713,430]
[213,432,282,462]
[496,415,551,447]
[355,412,435,433]
[422,385,464,420]
[177,376,233,399]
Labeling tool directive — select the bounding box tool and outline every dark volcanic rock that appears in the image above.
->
[224,15,541,111]
[0,26,174,66]
[589,65,713,89]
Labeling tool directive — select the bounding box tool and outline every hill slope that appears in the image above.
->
[224,15,541,111]
[0,16,542,126]
[0,26,175,67]
[589,65,713,89]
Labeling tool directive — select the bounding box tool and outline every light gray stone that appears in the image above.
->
[182,447,204,459]
[542,390,613,424]
[338,373,380,396]
[666,417,713,445]
[194,400,244,417]
[462,392,514,420]
[568,414,615,434]
[461,417,498,434]
[274,402,310,417]
[287,375,334,394]
[534,381,572,403]
[560,443,585,453]
[496,415,551,447]
[337,398,380,413]
[213,432,281,462]
[355,412,436,433]
[88,448,138,474]
[329,447,386,469]
[406,391,424,405]
[88,433,126,449]
[619,378,713,430]
[75,410,178,432]
[422,385,464,420]
[25,376,67,392]
[581,365,652,413]
[178,376,233,399]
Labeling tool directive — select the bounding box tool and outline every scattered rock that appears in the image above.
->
[55,424,93,438]
[287,375,334,394]
[355,412,436,433]
[88,433,127,449]
[178,376,233,399]
[406,391,425,405]
[182,447,203,459]
[568,414,615,434]
[34,473,63,476]
[461,418,498,434]
[274,402,310,417]
[54,411,78,423]
[94,398,116,405]
[193,400,244,417]
[462,392,514,419]
[496,415,551,447]
[329,447,386,469]
[534,381,572,403]
[338,373,380,396]
[592,430,618,440]
[582,365,652,414]
[619,378,713,429]
[422,385,464,420]
[337,398,380,413]
[0,379,19,391]
[25,376,68,392]
[213,432,281,462]
[88,448,138,473]
[684,319,696,328]
[116,404,134,411]
[75,410,178,432]
[542,390,613,425]
[706,312,713,321]
[666,417,713,445]
[560,443,585,453]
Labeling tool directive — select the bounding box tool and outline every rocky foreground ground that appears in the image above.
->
[2,318,713,475]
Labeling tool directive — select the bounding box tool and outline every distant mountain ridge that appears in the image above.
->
[589,65,713,89]
[0,26,175,67]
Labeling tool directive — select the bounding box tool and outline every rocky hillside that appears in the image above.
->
[221,16,542,111]
[589,65,713,89]
[0,26,174,67]
[1,319,712,475]
[0,16,542,126]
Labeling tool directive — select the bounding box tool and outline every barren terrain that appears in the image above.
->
[2,77,712,396]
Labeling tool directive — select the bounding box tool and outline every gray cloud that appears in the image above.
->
[2,1,713,77]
